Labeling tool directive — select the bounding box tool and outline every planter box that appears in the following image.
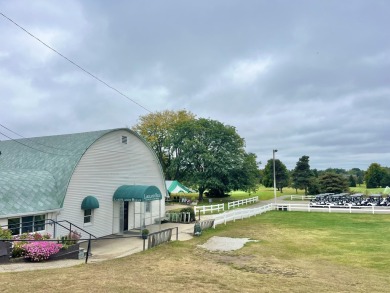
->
[0,241,12,264]
[50,243,80,260]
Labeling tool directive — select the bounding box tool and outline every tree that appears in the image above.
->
[262,159,289,193]
[365,163,385,188]
[170,118,249,200]
[240,153,261,193]
[349,168,364,186]
[324,168,347,175]
[292,155,313,195]
[308,177,321,195]
[132,110,195,179]
[319,172,349,194]
[380,170,390,187]
[348,175,357,187]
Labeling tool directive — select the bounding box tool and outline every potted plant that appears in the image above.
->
[141,229,149,239]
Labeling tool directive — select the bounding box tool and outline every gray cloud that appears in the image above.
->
[1,0,389,170]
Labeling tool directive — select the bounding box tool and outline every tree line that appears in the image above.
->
[133,110,389,198]
[261,156,390,194]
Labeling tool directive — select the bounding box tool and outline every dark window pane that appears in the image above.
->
[8,218,20,235]
[34,215,45,231]
[84,209,92,223]
[22,216,34,233]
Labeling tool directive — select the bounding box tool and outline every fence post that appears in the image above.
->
[372,205,375,214]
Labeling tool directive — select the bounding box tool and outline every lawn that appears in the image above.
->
[1,212,389,292]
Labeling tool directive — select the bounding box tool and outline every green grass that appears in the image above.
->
[171,185,305,202]
[2,211,390,292]
[350,185,386,194]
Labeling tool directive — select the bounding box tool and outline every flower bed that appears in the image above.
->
[0,228,83,263]
[23,241,62,262]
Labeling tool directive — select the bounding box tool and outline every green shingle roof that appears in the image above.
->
[0,129,116,217]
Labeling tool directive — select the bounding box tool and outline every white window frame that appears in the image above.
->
[7,214,46,235]
[84,209,93,225]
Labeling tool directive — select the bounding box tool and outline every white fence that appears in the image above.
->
[194,203,224,215]
[228,196,258,210]
[213,204,273,228]
[274,203,390,214]
[290,195,315,201]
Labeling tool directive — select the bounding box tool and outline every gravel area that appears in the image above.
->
[198,236,258,252]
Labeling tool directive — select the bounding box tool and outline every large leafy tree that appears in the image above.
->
[319,172,349,194]
[262,159,289,193]
[171,118,252,200]
[292,155,313,195]
[132,110,195,179]
[231,152,260,194]
[365,163,386,188]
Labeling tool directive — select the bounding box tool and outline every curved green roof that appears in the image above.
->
[81,196,100,210]
[113,185,162,202]
[0,129,116,216]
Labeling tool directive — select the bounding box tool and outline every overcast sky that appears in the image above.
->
[1,1,389,170]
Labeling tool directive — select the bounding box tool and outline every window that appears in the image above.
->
[21,216,33,233]
[8,218,20,235]
[145,201,151,213]
[84,209,92,224]
[34,215,46,231]
[121,136,128,144]
[7,215,46,235]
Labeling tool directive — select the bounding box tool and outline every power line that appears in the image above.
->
[0,12,152,113]
[0,130,73,156]
[0,123,75,153]
[0,123,150,157]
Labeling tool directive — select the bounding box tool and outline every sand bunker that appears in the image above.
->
[198,236,258,252]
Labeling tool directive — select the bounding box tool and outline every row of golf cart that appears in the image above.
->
[310,193,390,207]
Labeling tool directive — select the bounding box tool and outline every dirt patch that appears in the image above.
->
[198,236,258,252]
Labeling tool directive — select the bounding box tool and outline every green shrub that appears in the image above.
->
[180,207,195,221]
[0,227,12,240]
[60,230,81,249]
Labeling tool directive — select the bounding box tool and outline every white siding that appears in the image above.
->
[58,130,166,239]
[0,218,7,228]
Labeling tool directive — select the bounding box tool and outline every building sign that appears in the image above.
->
[144,192,162,201]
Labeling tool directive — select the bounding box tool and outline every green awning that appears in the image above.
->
[113,185,162,202]
[81,196,100,210]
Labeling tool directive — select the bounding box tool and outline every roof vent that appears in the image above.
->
[121,136,128,144]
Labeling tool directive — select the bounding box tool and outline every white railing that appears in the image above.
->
[290,195,315,200]
[228,196,259,210]
[274,203,390,214]
[194,203,224,215]
[213,204,273,228]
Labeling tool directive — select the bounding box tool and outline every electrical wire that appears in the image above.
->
[0,123,75,153]
[0,130,73,156]
[0,12,152,113]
